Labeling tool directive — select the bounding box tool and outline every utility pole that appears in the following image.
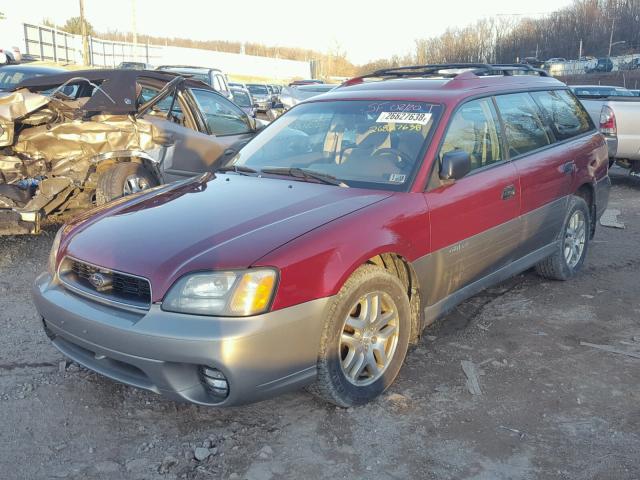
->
[578,39,582,60]
[608,17,615,57]
[79,0,90,65]
[131,0,138,61]
[131,0,138,46]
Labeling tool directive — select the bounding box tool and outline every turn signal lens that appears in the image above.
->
[228,270,277,316]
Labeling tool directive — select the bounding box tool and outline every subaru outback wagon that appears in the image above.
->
[33,64,610,407]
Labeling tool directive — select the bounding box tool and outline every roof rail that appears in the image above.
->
[341,63,549,87]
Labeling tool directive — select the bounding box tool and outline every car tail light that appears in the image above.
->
[599,105,617,136]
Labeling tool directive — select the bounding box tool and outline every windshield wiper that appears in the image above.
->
[260,167,348,187]
[216,165,258,176]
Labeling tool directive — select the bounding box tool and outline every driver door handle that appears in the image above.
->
[501,184,516,200]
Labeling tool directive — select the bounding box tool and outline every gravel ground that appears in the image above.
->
[1,168,639,480]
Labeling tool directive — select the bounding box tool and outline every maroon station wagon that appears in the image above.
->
[33,64,610,407]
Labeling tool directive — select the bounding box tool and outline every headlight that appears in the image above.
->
[48,227,64,276]
[162,268,277,317]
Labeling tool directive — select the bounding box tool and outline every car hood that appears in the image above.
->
[63,173,392,301]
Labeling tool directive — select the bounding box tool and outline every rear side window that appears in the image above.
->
[494,93,551,157]
[439,98,504,172]
[531,90,593,140]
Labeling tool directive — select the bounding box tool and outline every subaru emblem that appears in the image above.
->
[88,272,107,289]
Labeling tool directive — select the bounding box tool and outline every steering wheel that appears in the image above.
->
[372,147,413,171]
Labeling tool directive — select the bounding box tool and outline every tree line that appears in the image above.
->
[358,0,640,75]
[44,1,640,78]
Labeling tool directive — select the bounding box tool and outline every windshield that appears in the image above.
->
[232,90,252,107]
[247,84,268,95]
[232,100,442,191]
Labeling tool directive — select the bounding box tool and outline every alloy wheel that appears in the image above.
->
[339,291,400,386]
[564,210,586,268]
[123,175,151,195]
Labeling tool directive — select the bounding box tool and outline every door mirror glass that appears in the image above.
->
[440,150,471,180]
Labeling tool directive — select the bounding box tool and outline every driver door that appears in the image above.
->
[140,86,256,182]
[166,88,256,175]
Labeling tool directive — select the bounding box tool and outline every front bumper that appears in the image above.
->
[32,273,330,406]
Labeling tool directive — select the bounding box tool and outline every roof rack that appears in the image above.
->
[341,63,549,87]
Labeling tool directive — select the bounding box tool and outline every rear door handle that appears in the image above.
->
[562,161,575,175]
[501,184,516,200]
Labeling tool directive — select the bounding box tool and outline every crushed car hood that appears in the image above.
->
[63,174,392,301]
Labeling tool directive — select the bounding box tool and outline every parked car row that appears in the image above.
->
[14,63,610,408]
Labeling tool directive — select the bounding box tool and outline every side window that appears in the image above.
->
[439,98,504,172]
[494,93,552,157]
[190,88,251,136]
[138,86,184,122]
[531,90,593,140]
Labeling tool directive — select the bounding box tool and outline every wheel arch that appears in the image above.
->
[90,150,162,183]
[575,182,596,238]
[365,253,423,345]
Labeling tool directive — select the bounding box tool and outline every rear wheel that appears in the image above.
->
[535,195,590,280]
[309,264,411,407]
[96,163,158,205]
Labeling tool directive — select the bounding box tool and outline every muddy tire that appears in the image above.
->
[95,163,158,205]
[535,195,590,281]
[309,264,411,407]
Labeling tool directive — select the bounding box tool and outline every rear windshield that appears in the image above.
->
[232,100,442,191]
[0,69,55,90]
[571,86,635,97]
[247,84,268,95]
[232,90,251,107]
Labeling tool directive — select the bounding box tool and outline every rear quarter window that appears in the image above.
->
[494,93,552,158]
[531,90,593,140]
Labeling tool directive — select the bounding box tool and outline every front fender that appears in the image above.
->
[255,193,430,311]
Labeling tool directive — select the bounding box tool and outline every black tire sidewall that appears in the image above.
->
[97,163,157,204]
[321,268,411,406]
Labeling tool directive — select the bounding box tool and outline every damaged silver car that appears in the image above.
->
[0,69,264,234]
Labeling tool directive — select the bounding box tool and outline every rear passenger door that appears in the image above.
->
[495,91,580,255]
[423,98,521,305]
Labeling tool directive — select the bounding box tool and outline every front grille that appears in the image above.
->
[60,257,151,310]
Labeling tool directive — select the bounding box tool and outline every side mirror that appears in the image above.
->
[253,102,259,108]
[440,150,471,181]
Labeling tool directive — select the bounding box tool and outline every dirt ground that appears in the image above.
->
[1,168,639,480]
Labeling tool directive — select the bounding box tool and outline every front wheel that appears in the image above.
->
[309,264,411,407]
[96,163,158,205]
[535,195,590,281]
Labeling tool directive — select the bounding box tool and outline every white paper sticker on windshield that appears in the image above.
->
[376,111,432,125]
[389,173,407,183]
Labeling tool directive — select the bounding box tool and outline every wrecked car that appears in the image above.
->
[0,69,264,234]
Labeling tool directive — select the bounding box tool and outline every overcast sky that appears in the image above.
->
[4,0,573,64]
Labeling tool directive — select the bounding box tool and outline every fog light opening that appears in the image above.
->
[200,366,229,400]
